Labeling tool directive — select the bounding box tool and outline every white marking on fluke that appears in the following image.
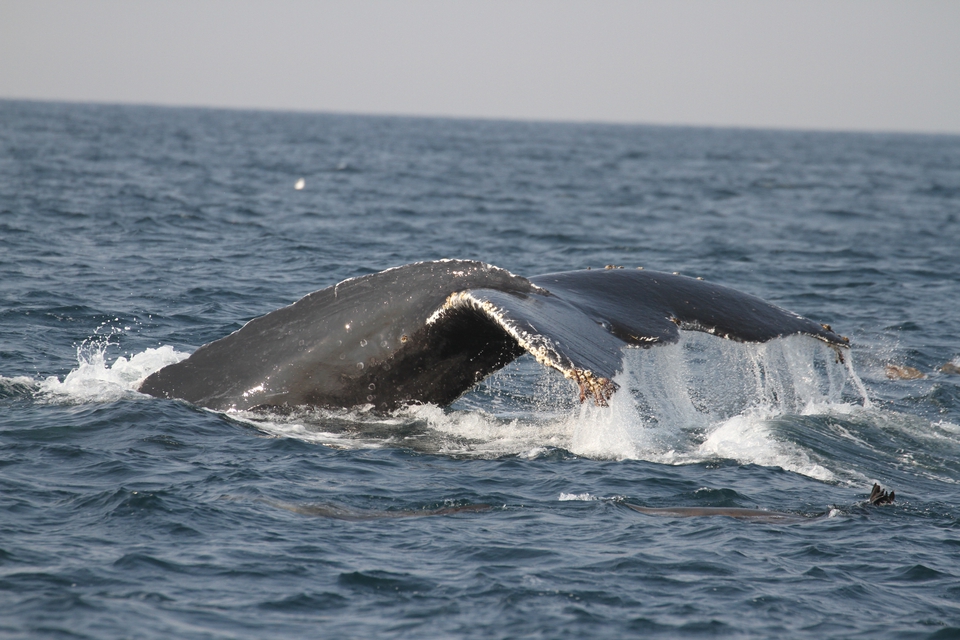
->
[428,291,614,404]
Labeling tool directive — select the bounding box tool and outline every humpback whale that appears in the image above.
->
[139,260,848,412]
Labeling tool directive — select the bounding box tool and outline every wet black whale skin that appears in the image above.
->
[139,260,846,412]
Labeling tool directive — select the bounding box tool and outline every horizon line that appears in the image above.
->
[4,96,958,139]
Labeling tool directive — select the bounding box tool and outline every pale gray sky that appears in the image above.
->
[2,0,959,133]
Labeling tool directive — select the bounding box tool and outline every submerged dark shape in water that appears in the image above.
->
[622,484,895,523]
[260,499,492,521]
[139,260,848,412]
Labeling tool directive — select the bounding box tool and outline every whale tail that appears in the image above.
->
[139,260,848,412]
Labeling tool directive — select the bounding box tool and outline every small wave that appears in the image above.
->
[697,413,836,481]
[934,419,960,435]
[0,375,39,400]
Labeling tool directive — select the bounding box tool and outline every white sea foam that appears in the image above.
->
[697,414,835,481]
[37,343,188,404]
[230,407,405,450]
[30,331,876,481]
[934,420,960,435]
[558,493,598,501]
[238,419,387,451]
[411,333,870,480]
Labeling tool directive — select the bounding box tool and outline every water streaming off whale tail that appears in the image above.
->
[26,330,949,486]
[26,333,866,479]
[417,332,873,482]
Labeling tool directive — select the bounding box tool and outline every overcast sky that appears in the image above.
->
[2,0,958,134]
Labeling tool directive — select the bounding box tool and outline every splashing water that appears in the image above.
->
[562,334,866,478]
[24,328,875,482]
[34,330,945,485]
[36,341,188,404]
[240,332,871,480]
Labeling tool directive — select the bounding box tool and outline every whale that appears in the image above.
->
[138,260,848,412]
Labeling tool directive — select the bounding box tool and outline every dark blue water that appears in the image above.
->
[2,100,960,638]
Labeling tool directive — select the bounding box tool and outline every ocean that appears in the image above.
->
[1,99,959,638]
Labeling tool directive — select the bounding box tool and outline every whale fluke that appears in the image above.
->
[138,260,848,412]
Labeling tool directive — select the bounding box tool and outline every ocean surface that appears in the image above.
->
[1,99,959,639]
